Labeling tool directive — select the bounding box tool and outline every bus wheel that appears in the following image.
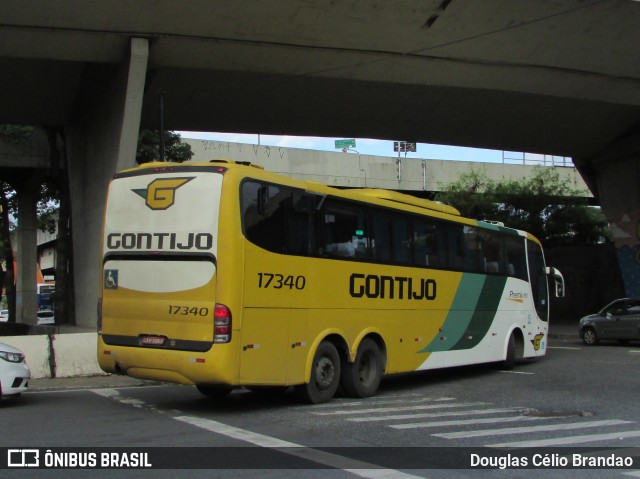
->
[341,338,383,398]
[499,333,516,371]
[196,384,232,400]
[295,341,341,404]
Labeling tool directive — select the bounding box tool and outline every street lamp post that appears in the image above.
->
[342,148,366,187]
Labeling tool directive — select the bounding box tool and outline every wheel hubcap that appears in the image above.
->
[315,357,335,390]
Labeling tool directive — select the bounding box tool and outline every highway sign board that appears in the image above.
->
[335,139,356,149]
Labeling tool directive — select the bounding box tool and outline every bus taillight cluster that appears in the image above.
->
[213,304,232,343]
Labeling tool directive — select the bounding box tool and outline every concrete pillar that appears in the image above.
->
[583,133,640,297]
[65,37,148,328]
[15,175,41,324]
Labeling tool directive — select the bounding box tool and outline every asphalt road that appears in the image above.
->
[2,335,639,479]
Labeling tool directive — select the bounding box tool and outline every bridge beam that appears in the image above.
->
[65,37,148,328]
[578,133,640,297]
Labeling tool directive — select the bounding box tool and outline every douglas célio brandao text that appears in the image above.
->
[470,452,634,469]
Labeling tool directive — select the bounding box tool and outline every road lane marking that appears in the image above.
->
[310,396,453,409]
[390,415,546,430]
[547,346,581,350]
[174,415,425,478]
[312,401,488,416]
[489,430,640,447]
[498,370,534,375]
[434,419,632,439]
[90,388,426,478]
[347,407,526,423]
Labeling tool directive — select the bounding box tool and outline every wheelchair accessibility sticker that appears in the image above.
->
[104,270,118,290]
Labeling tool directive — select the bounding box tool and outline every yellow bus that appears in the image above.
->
[98,160,564,403]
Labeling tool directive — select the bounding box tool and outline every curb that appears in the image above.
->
[28,375,153,392]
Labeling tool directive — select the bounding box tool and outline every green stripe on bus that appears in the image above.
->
[420,274,507,353]
[420,274,484,353]
[451,275,507,350]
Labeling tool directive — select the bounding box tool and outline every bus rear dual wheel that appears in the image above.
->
[295,339,383,404]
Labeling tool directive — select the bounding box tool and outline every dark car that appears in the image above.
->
[579,298,640,345]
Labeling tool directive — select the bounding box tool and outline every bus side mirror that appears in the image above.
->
[545,266,565,298]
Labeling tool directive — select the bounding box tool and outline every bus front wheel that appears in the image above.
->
[295,341,341,404]
[340,338,383,398]
[499,333,516,371]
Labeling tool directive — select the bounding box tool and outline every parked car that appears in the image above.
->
[0,310,8,322]
[0,342,30,398]
[36,309,55,325]
[579,298,640,345]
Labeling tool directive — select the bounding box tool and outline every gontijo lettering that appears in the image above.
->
[350,273,437,300]
[106,232,213,251]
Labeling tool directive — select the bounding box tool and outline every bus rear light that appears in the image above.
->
[214,304,232,344]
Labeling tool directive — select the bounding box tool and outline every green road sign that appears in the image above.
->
[335,139,356,149]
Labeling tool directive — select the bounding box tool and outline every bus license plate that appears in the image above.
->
[140,335,166,346]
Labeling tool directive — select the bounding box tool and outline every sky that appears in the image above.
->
[178,131,573,167]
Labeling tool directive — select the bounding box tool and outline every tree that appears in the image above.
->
[435,167,610,246]
[136,130,193,164]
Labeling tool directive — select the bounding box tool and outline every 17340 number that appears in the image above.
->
[257,273,306,290]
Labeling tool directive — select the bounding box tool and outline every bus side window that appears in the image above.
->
[242,181,286,253]
[288,191,319,256]
[372,210,410,264]
[322,200,368,259]
[478,228,504,275]
[505,236,527,281]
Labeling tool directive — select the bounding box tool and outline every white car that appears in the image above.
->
[0,342,30,398]
[0,309,8,322]
[37,310,55,325]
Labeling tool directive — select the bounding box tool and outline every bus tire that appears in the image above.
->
[340,338,383,398]
[196,384,232,400]
[294,341,341,404]
[499,333,516,371]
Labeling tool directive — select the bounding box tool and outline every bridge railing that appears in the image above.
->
[502,151,574,168]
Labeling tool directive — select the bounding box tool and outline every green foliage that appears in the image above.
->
[435,167,610,246]
[37,182,59,234]
[136,130,193,164]
[0,125,33,144]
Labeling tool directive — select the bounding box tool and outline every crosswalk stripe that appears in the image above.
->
[488,429,640,447]
[309,394,429,409]
[434,419,632,439]
[311,401,488,416]
[390,415,545,430]
[348,407,525,423]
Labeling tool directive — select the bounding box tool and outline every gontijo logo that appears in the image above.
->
[132,177,193,210]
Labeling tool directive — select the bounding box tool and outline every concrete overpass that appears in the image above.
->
[186,138,589,193]
[1,1,640,327]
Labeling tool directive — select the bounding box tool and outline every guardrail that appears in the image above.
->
[502,152,574,167]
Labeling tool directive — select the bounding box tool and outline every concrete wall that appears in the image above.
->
[185,139,591,195]
[2,333,103,379]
